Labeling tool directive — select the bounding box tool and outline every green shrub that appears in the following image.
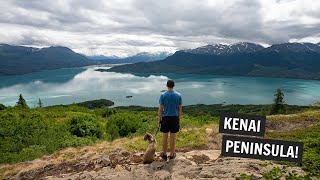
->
[263,167,313,180]
[180,115,218,128]
[0,110,69,164]
[66,105,91,113]
[69,115,103,138]
[0,107,106,164]
[106,112,149,139]
[285,170,312,180]
[263,167,285,180]
[240,173,254,180]
[106,123,120,140]
[94,108,117,117]
[19,145,47,162]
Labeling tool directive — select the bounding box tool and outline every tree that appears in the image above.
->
[0,103,6,110]
[270,88,285,114]
[16,94,29,108]
[38,98,43,108]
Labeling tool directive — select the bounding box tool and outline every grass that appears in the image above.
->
[267,110,320,122]
[123,126,209,151]
[266,112,320,177]
[0,103,319,178]
[0,105,218,165]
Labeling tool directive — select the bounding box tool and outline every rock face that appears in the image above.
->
[3,150,305,180]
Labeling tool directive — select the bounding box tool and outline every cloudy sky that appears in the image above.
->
[0,0,319,57]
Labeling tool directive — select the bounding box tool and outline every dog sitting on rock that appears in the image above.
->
[142,133,157,164]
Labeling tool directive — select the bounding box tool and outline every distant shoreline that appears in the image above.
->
[44,99,308,113]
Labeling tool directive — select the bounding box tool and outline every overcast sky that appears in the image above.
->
[0,0,319,57]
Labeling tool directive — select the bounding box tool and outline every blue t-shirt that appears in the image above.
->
[159,90,182,117]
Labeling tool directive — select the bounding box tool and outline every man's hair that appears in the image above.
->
[167,80,175,88]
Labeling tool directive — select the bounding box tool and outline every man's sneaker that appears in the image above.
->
[169,152,176,160]
[160,152,167,161]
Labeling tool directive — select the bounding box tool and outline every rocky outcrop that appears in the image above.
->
[4,150,305,180]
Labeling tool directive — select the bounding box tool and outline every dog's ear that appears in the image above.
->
[144,133,156,143]
[143,133,151,140]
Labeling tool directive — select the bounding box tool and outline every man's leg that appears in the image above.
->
[162,133,168,155]
[169,133,176,156]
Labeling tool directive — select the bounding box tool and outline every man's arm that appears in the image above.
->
[158,104,164,124]
[178,105,182,122]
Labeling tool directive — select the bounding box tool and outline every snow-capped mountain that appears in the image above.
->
[130,52,172,61]
[184,42,264,55]
[183,42,320,55]
[109,41,320,80]
[89,52,172,64]
[264,42,320,53]
[87,55,120,60]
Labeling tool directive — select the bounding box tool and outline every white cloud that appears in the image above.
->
[0,0,319,56]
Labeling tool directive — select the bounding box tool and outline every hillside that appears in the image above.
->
[49,99,115,109]
[0,103,319,179]
[108,42,320,80]
[0,44,93,75]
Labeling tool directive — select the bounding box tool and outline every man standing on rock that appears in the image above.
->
[158,79,183,161]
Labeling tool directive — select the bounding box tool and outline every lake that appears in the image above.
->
[1,66,320,107]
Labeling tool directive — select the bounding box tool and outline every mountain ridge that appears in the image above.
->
[0,44,93,75]
[89,52,172,64]
[108,42,320,80]
[183,42,265,55]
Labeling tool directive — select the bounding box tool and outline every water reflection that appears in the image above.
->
[0,67,169,107]
[0,67,86,88]
[0,66,320,107]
